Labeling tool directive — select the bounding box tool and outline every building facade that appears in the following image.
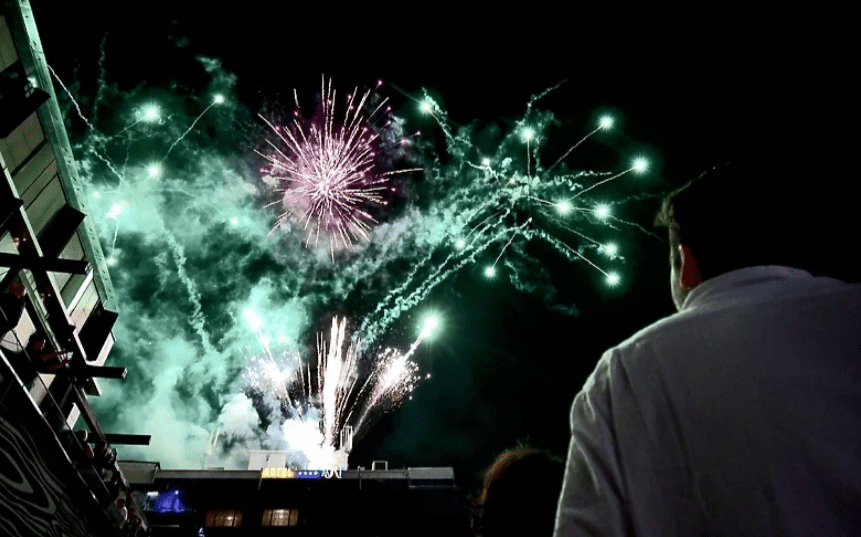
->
[120,461,472,536]
[1,1,147,535]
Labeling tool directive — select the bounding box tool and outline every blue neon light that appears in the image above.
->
[156,490,189,513]
[296,470,323,479]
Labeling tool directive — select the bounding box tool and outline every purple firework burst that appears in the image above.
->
[257,76,421,257]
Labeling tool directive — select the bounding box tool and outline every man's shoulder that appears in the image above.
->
[607,279,861,366]
[611,313,688,354]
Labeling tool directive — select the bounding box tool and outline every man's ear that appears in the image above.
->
[679,244,703,290]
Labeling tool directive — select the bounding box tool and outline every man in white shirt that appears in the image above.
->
[554,163,861,536]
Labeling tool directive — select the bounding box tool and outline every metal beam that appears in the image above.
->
[0,197,24,233]
[0,252,89,274]
[76,365,126,380]
[103,434,151,446]
[71,383,104,440]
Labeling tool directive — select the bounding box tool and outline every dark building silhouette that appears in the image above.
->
[120,459,472,536]
[1,1,149,535]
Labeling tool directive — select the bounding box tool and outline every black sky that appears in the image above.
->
[29,1,856,492]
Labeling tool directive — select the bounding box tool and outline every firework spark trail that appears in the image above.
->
[573,166,639,199]
[525,227,610,277]
[48,66,132,185]
[360,192,506,330]
[88,145,128,183]
[350,322,434,437]
[48,65,97,132]
[492,222,529,268]
[524,79,568,116]
[361,219,525,347]
[164,97,222,161]
[547,124,606,172]
[92,33,108,125]
[110,220,120,252]
[164,231,216,356]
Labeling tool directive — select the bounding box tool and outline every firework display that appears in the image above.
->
[50,47,650,471]
[242,314,436,467]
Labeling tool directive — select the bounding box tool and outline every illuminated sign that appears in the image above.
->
[261,466,343,479]
[261,468,296,479]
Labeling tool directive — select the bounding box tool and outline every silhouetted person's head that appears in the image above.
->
[473,447,564,537]
[653,160,850,311]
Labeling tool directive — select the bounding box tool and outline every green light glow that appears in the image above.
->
[484,266,496,278]
[602,243,618,256]
[455,238,466,249]
[147,163,162,177]
[633,157,648,172]
[242,308,264,332]
[106,202,125,220]
[420,100,433,114]
[143,105,160,121]
[595,204,611,219]
[606,272,620,286]
[556,201,572,215]
[214,94,225,104]
[522,127,535,141]
[481,158,491,167]
[421,314,441,337]
[599,116,613,129]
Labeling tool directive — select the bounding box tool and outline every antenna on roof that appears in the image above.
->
[201,428,221,469]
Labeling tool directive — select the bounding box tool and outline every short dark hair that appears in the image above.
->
[473,446,565,536]
[653,161,830,282]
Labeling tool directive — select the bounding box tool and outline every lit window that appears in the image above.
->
[261,509,299,527]
[204,509,243,527]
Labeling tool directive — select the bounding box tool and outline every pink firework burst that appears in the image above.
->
[257,76,421,257]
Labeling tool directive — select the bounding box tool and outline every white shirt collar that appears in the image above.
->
[681,265,815,311]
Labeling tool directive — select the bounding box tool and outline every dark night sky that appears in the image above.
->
[29,2,856,492]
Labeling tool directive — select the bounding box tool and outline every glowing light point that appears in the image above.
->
[230,217,239,226]
[92,191,101,199]
[243,308,264,332]
[633,157,648,173]
[143,105,160,121]
[606,272,621,286]
[107,256,117,266]
[213,94,225,105]
[147,163,162,177]
[481,158,491,167]
[28,76,38,88]
[421,314,441,338]
[599,116,613,129]
[106,203,125,220]
[455,238,466,249]
[602,243,618,256]
[484,266,496,278]
[420,101,433,114]
[595,204,611,220]
[556,201,572,215]
[522,127,535,142]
